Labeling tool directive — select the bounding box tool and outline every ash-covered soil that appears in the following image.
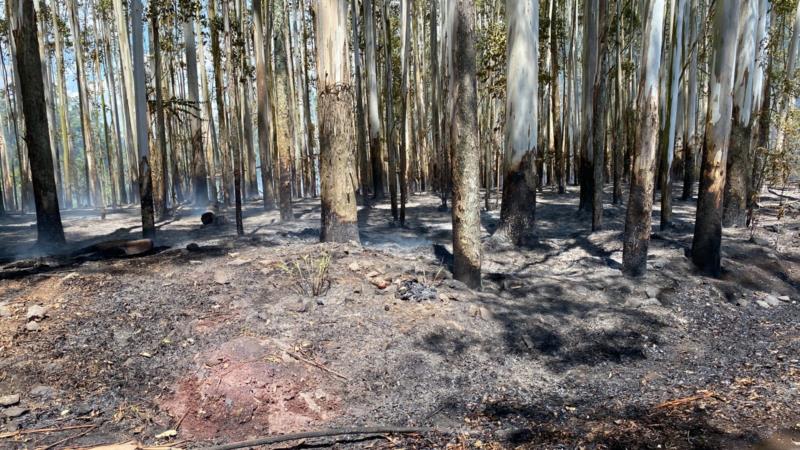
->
[0,187,799,449]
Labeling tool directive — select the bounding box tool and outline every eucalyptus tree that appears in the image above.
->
[450,0,482,288]
[10,0,64,245]
[364,0,384,198]
[723,0,766,227]
[691,0,741,276]
[622,0,666,276]
[182,0,208,206]
[494,0,538,245]
[68,0,101,207]
[274,0,295,221]
[659,0,688,229]
[315,0,360,243]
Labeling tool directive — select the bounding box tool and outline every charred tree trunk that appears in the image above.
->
[622,0,665,276]
[11,0,65,245]
[316,0,360,243]
[691,0,740,276]
[495,0,539,245]
[450,0,482,288]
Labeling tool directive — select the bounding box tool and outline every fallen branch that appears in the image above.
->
[198,426,442,450]
[655,390,716,409]
[768,188,800,202]
[37,423,99,450]
[285,351,350,381]
[0,424,96,439]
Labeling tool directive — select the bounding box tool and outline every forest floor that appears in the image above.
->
[0,186,799,450]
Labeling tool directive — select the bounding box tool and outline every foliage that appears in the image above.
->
[279,252,333,297]
[477,20,506,99]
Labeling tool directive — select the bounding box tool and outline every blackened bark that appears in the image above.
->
[13,0,65,245]
[450,0,481,288]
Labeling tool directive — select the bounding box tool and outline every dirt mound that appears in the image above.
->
[160,337,339,441]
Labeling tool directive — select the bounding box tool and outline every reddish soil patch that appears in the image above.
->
[160,337,339,441]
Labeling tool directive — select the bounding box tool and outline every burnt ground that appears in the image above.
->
[0,186,799,449]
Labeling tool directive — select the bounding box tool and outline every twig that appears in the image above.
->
[0,424,96,439]
[198,426,443,450]
[36,424,99,450]
[174,408,191,431]
[285,351,350,381]
[655,390,716,409]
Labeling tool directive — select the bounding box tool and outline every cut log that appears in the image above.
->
[201,211,215,225]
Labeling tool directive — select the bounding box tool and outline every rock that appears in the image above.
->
[735,297,750,307]
[25,321,41,331]
[287,299,311,313]
[348,262,360,272]
[0,303,10,318]
[763,294,782,307]
[756,300,771,309]
[186,243,201,252]
[366,270,380,278]
[778,295,791,302]
[213,271,232,285]
[26,305,47,321]
[370,278,389,290]
[30,386,57,399]
[0,394,20,406]
[628,297,661,308]
[4,406,28,418]
[644,286,660,299]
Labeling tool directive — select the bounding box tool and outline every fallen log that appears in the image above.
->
[198,427,445,450]
[71,239,154,258]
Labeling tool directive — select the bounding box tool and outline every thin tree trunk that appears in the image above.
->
[382,0,399,221]
[364,0,384,199]
[68,0,102,208]
[274,1,294,221]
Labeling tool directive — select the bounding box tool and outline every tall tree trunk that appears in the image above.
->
[450,0,481,288]
[223,0,244,234]
[622,0,666,276]
[382,0,399,221]
[51,0,72,208]
[591,0,609,231]
[399,0,412,225]
[579,0,598,212]
[722,0,758,227]
[659,0,687,229]
[495,0,538,245]
[691,0,740,276]
[430,0,444,205]
[351,0,370,197]
[210,0,232,205]
[316,0,360,243]
[364,0,384,199]
[150,9,169,218]
[254,0,275,209]
[274,1,294,221]
[11,0,65,245]
[681,0,700,201]
[183,4,208,206]
[550,0,564,194]
[131,0,155,239]
[68,0,102,208]
[112,0,139,201]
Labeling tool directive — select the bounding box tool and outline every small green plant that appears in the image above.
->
[279,252,332,296]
